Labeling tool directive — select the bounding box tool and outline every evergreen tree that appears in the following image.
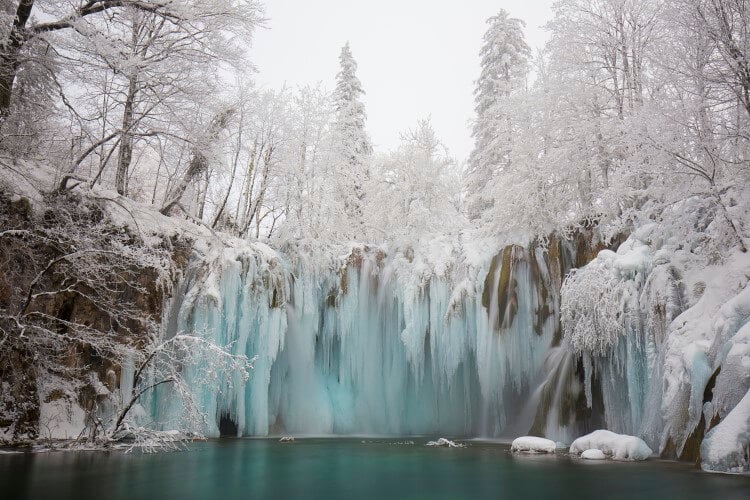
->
[465,10,530,221]
[332,42,371,236]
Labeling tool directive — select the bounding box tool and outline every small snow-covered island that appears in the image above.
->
[1,0,749,498]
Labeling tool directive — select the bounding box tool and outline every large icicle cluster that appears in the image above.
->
[148,236,566,438]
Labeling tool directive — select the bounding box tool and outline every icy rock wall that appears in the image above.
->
[559,224,750,472]
[151,237,580,438]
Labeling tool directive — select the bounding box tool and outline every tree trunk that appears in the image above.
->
[213,111,245,228]
[160,108,234,215]
[196,168,210,221]
[0,0,35,118]
[240,145,272,238]
[115,74,137,195]
[115,22,140,195]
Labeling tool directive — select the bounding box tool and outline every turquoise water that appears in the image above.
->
[1,439,748,499]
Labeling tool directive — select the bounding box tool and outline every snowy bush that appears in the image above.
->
[0,192,171,441]
[560,257,625,356]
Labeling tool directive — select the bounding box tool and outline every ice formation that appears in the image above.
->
[570,430,652,461]
[559,219,750,471]
[147,236,574,438]
[426,438,465,448]
[511,436,556,453]
[137,215,750,472]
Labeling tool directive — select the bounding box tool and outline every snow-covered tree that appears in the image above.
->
[331,42,372,238]
[1,1,263,202]
[270,84,336,241]
[465,9,530,222]
[0,190,253,449]
[370,118,462,241]
[110,334,253,451]
[0,192,171,441]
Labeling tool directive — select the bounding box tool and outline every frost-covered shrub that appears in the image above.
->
[560,258,624,356]
[561,238,656,358]
[0,191,173,443]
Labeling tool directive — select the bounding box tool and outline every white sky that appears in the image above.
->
[251,1,556,163]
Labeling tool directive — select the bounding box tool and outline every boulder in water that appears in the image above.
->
[511,436,556,453]
[581,449,606,460]
[570,430,652,461]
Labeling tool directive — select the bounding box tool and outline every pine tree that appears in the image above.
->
[465,10,530,221]
[332,42,371,236]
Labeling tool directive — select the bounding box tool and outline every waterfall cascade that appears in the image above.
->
[142,221,750,473]
[149,234,599,439]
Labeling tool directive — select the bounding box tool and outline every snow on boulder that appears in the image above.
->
[426,438,465,448]
[581,449,606,460]
[700,387,750,474]
[511,436,556,453]
[570,430,652,461]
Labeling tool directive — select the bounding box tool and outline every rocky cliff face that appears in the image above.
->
[0,190,184,444]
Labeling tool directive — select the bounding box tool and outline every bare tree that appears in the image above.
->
[1,1,260,117]
[108,334,253,452]
[160,107,235,215]
[697,0,750,119]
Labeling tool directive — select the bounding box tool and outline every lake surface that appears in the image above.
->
[1,438,748,499]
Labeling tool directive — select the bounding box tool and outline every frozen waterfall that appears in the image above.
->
[149,236,582,438]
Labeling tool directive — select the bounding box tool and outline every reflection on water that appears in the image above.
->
[1,439,748,500]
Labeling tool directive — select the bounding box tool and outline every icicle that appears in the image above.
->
[155,242,558,438]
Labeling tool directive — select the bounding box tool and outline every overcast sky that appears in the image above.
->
[251,1,556,163]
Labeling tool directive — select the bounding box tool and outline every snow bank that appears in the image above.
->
[426,438,465,448]
[701,388,750,473]
[581,449,606,460]
[511,436,556,453]
[661,276,750,455]
[569,430,652,460]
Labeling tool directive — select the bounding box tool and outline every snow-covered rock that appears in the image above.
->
[511,436,556,453]
[570,430,652,461]
[581,449,606,460]
[701,388,750,473]
[426,438,465,448]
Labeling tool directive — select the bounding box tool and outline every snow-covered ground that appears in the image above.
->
[701,389,750,473]
[581,449,606,460]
